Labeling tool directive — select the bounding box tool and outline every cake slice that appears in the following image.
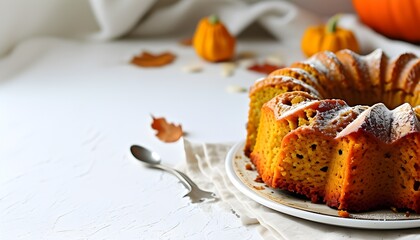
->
[331,103,420,212]
[244,77,320,156]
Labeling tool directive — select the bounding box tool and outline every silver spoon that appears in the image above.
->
[130,145,217,203]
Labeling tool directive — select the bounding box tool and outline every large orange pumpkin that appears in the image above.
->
[353,0,420,42]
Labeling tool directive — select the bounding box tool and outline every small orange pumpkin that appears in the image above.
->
[193,15,236,62]
[353,0,420,42]
[301,15,360,57]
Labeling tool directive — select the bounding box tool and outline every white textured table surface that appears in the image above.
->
[0,37,305,239]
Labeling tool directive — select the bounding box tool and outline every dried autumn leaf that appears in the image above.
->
[247,63,284,75]
[151,116,183,143]
[179,37,193,46]
[131,51,176,67]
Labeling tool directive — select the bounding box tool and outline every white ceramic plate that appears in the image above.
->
[225,141,420,229]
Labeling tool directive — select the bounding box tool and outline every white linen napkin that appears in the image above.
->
[182,139,420,240]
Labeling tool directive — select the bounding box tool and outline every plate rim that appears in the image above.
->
[225,140,420,230]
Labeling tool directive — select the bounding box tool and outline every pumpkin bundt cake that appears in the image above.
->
[245,49,420,213]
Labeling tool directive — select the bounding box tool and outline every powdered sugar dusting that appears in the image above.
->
[255,77,266,83]
[289,67,321,86]
[391,103,420,139]
[268,92,320,119]
[315,103,367,136]
[306,59,329,74]
[270,96,366,138]
[337,103,420,143]
[361,49,386,86]
[268,76,321,97]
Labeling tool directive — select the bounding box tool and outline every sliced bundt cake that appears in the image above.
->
[245,49,420,213]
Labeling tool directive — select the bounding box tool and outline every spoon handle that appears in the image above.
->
[176,170,200,189]
[151,164,192,191]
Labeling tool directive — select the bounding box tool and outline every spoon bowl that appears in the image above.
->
[130,144,217,203]
[130,145,161,165]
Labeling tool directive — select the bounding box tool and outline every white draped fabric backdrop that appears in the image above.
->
[0,0,359,57]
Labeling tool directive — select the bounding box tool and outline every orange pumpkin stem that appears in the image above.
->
[326,14,341,33]
[208,15,219,25]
